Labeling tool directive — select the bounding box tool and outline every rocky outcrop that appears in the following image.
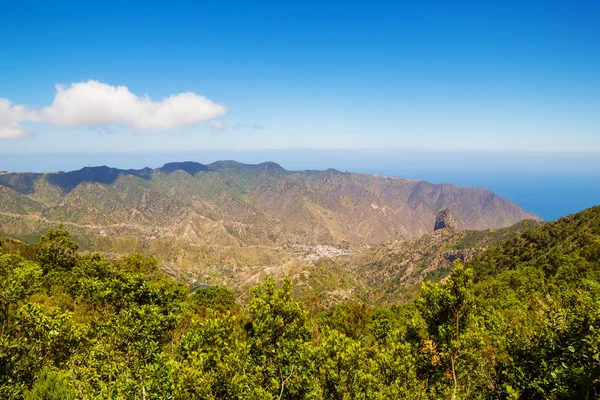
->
[434,208,457,231]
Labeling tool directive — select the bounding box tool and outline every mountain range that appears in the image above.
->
[0,160,539,247]
[0,160,543,302]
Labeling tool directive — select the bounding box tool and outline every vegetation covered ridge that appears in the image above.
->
[0,160,540,254]
[1,205,599,399]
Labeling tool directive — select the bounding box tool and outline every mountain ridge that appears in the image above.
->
[0,160,541,249]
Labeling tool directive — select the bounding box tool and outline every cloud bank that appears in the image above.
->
[0,80,227,138]
[0,99,41,138]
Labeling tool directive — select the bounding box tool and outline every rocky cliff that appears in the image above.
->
[434,208,458,231]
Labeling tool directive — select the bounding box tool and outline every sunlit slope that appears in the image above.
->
[0,161,540,247]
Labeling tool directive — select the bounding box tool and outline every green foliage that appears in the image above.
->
[319,302,373,339]
[0,254,42,323]
[367,307,397,342]
[469,206,600,281]
[463,206,600,399]
[246,277,315,398]
[1,208,600,399]
[175,311,260,398]
[314,329,380,399]
[26,368,78,400]
[416,260,486,398]
[117,253,160,275]
[0,238,37,261]
[36,228,78,273]
[190,285,238,313]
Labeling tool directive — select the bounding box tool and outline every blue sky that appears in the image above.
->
[1,0,599,154]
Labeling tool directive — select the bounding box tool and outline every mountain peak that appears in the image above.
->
[46,165,126,192]
[208,160,243,169]
[257,161,287,174]
[159,162,208,175]
[208,160,287,175]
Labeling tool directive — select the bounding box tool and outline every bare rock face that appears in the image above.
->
[434,208,457,231]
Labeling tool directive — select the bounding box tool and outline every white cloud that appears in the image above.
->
[41,80,227,131]
[0,80,227,138]
[0,99,40,138]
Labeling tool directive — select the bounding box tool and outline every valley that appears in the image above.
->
[0,160,542,305]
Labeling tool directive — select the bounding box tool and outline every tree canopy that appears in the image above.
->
[1,207,599,399]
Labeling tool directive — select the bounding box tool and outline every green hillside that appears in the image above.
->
[1,206,598,398]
